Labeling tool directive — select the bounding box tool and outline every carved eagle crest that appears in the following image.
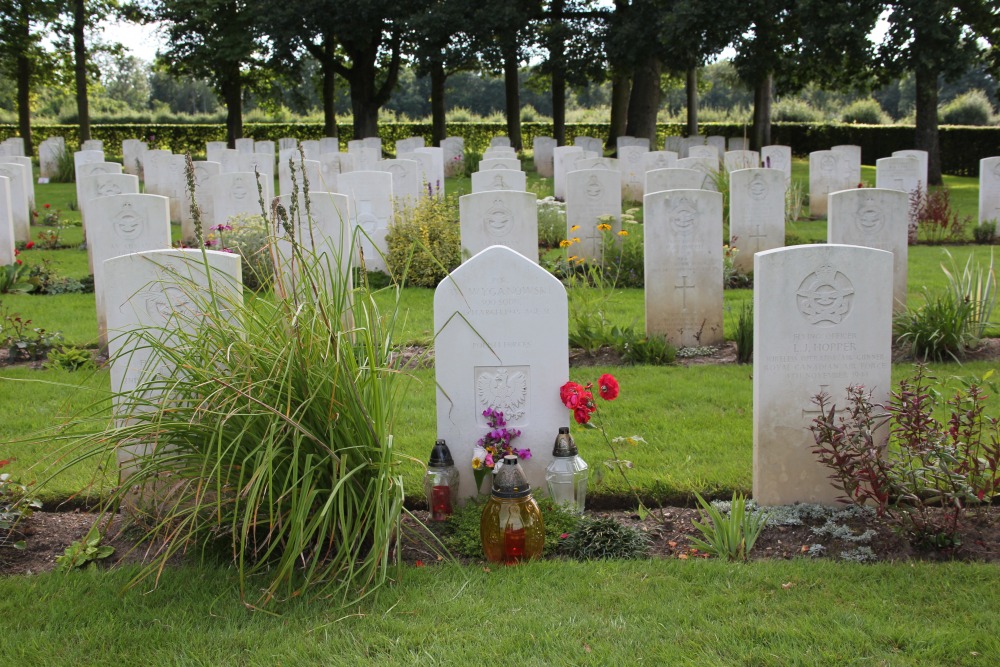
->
[476,367,527,421]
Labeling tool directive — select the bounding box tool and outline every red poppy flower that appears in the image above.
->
[560,381,585,409]
[43,203,50,209]
[573,406,591,425]
[598,374,619,401]
[24,241,34,249]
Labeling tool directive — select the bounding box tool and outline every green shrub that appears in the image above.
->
[43,345,94,371]
[559,516,650,561]
[772,98,824,123]
[386,194,461,287]
[940,90,995,126]
[974,221,997,244]
[689,493,767,562]
[840,99,890,125]
[734,301,753,364]
[208,213,274,291]
[537,197,566,249]
[893,287,977,361]
[612,327,676,365]
[52,146,75,183]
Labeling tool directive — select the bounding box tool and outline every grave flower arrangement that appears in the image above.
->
[472,407,528,492]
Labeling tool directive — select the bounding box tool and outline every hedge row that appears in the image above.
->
[3,121,997,176]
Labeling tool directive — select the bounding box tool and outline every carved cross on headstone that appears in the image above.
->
[749,224,768,252]
[801,384,831,420]
[674,273,695,311]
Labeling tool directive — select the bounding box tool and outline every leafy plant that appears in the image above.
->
[973,221,997,245]
[840,99,889,125]
[536,196,566,249]
[893,287,977,362]
[612,326,676,365]
[909,187,970,245]
[206,213,274,291]
[940,249,996,338]
[723,244,751,289]
[56,534,115,571]
[386,193,461,287]
[0,261,31,294]
[939,90,996,126]
[734,300,753,364]
[26,260,87,295]
[559,516,650,560]
[0,458,40,551]
[810,367,1000,548]
[43,345,94,371]
[2,311,63,361]
[34,227,63,250]
[52,146,75,183]
[689,492,768,562]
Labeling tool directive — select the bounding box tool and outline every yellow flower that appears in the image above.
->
[571,237,581,244]
[570,224,580,231]
[472,457,483,470]
[597,223,612,232]
[559,239,571,248]
[618,230,629,237]
[567,255,578,262]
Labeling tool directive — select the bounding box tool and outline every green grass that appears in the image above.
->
[0,560,997,665]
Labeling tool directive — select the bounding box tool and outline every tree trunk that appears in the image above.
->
[549,0,566,146]
[321,61,338,138]
[73,0,90,142]
[751,72,772,151]
[430,58,446,147]
[503,47,522,151]
[607,68,630,152]
[685,67,698,136]
[222,75,243,148]
[914,63,942,185]
[16,5,32,157]
[625,56,661,144]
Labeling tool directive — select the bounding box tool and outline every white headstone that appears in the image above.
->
[490,137,511,148]
[479,157,521,171]
[688,145,720,162]
[553,146,584,201]
[442,137,465,178]
[81,139,103,152]
[663,136,683,155]
[642,151,678,172]
[217,148,242,174]
[676,156,719,191]
[184,160,221,242]
[730,168,786,274]
[724,150,760,172]
[396,137,424,155]
[398,151,434,197]
[645,167,709,194]
[753,244,893,506]
[121,139,147,177]
[140,150,168,195]
[40,137,67,179]
[211,172,272,229]
[565,169,621,262]
[89,194,172,346]
[471,169,527,194]
[79,173,140,269]
[2,137,25,156]
[706,136,727,157]
[644,189,724,347]
[415,147,445,195]
[0,162,30,242]
[300,140,320,160]
[875,156,921,197]
[618,145,648,201]
[206,142,228,164]
[4,156,34,210]
[831,145,862,191]
[272,191,352,299]
[104,249,243,464]
[235,138,255,154]
[380,158,421,208]
[808,150,842,217]
[617,136,650,151]
[484,147,517,159]
[460,191,538,262]
[533,137,557,178]
[828,188,909,310]
[728,137,748,151]
[255,140,275,155]
[892,150,928,192]
[239,153,275,181]
[574,136,603,155]
[160,154,189,223]
[434,245,568,498]
[279,138,298,152]
[761,145,792,182]
[576,157,619,171]
[337,170,394,273]
[362,137,382,153]
[0,177,13,264]
[979,157,1000,231]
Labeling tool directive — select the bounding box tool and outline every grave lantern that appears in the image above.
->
[545,427,588,514]
[423,440,459,521]
[480,455,545,564]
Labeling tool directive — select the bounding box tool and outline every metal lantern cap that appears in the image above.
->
[491,454,531,499]
[428,439,455,467]
[552,426,578,457]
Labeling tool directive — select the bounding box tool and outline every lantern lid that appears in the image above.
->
[552,426,578,457]
[428,439,454,467]
[491,454,531,498]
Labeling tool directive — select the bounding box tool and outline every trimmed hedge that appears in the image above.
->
[3,121,997,176]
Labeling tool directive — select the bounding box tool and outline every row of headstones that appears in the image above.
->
[429,239,893,504]
[808,146,929,217]
[979,157,1000,232]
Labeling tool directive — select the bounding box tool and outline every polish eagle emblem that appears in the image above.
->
[476,367,528,421]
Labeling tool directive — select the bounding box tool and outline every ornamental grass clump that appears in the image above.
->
[24,155,411,608]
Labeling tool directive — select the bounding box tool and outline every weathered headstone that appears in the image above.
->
[396,137,424,155]
[728,137,748,151]
[828,188,909,310]
[460,191,538,262]
[663,136,683,155]
[831,145,862,190]
[979,157,1000,232]
[235,138,255,154]
[490,136,511,148]
[121,139,147,177]
[442,137,465,178]
[676,156,719,191]
[3,156,34,210]
[618,145,648,201]
[434,244,568,498]
[471,169,526,194]
[644,189,724,348]
[875,156,921,197]
[79,174,140,269]
[892,150,928,191]
[337,171,394,273]
[642,151,678,172]
[380,158,421,207]
[0,177,13,264]
[273,191,352,299]
[183,160,221,242]
[645,167,709,194]
[574,136,603,155]
[724,150,760,172]
[576,157,619,171]
[39,137,67,179]
[553,146,584,201]
[206,142,228,164]
[90,194,172,346]
[0,162,30,242]
[211,172,273,229]
[415,147,445,195]
[479,157,521,171]
[730,168,786,274]
[706,136,727,157]
[688,145,720,162]
[565,168,621,262]
[753,244,893,506]
[255,140,275,155]
[81,139,103,152]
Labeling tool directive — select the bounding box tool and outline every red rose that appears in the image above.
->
[43,203,50,209]
[573,406,591,425]
[25,241,34,249]
[560,381,584,409]
[598,374,619,401]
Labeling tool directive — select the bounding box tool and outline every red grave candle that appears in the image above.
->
[503,525,526,564]
[431,485,453,521]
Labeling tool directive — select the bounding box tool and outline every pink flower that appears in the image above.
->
[484,453,494,468]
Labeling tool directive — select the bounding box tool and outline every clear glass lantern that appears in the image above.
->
[480,455,545,564]
[423,439,459,521]
[545,426,588,514]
